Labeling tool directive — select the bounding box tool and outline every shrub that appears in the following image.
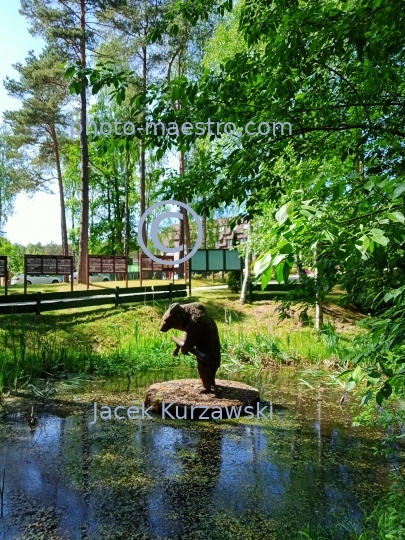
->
[227,271,241,293]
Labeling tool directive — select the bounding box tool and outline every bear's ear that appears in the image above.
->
[170,302,182,313]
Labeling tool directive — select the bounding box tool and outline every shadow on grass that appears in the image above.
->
[175,294,247,324]
[0,301,171,332]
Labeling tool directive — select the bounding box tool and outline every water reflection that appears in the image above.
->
[0,369,387,539]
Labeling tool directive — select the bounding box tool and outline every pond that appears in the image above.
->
[0,368,387,539]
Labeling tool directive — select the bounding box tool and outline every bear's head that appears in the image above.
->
[160,303,185,332]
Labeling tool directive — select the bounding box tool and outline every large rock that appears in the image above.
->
[145,378,260,420]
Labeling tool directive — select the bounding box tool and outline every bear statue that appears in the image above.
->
[160,302,221,393]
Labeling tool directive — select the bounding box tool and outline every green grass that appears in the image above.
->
[0,293,360,392]
[2,276,226,295]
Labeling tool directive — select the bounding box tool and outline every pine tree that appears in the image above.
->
[4,47,70,258]
[20,0,126,283]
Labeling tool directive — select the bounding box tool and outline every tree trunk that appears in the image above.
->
[140,44,147,246]
[124,146,130,262]
[202,204,207,278]
[51,125,69,282]
[179,150,190,279]
[178,204,185,279]
[313,242,323,330]
[78,0,89,284]
[296,256,304,280]
[240,223,251,304]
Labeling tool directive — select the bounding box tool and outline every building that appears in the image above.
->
[214,220,249,249]
[159,217,249,251]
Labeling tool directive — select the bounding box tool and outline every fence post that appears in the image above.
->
[248,282,253,304]
[115,286,119,308]
[36,292,41,316]
[169,282,173,303]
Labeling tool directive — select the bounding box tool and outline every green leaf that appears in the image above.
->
[312,175,326,193]
[360,391,373,406]
[279,243,293,254]
[74,80,82,94]
[392,184,405,199]
[275,261,284,283]
[261,267,273,290]
[387,211,405,223]
[369,228,389,246]
[333,183,343,200]
[275,202,294,224]
[351,365,364,384]
[253,252,272,276]
[367,372,381,385]
[172,86,180,101]
[300,209,315,218]
[337,369,353,379]
[364,179,375,191]
[381,382,392,399]
[272,253,287,267]
[376,390,384,405]
[64,65,76,78]
[356,235,370,254]
[283,259,291,282]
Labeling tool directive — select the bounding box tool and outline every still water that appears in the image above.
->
[0,369,387,539]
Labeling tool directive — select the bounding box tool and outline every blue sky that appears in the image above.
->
[1,0,61,245]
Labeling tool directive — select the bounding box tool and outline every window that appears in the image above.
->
[239,237,247,243]
[227,239,233,246]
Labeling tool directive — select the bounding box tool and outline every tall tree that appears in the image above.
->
[98,0,168,246]
[20,0,126,282]
[4,48,71,257]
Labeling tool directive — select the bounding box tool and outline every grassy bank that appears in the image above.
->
[0,291,363,392]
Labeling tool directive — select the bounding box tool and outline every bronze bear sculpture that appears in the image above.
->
[160,302,221,393]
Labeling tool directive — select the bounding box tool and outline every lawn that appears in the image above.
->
[0,276,226,296]
[0,289,362,392]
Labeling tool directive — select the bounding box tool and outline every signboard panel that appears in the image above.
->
[115,258,127,272]
[189,250,207,271]
[0,256,8,295]
[57,258,73,273]
[190,249,243,272]
[89,257,102,273]
[208,250,224,270]
[26,257,42,274]
[139,254,175,285]
[42,257,57,274]
[225,249,241,271]
[161,256,175,270]
[101,258,114,273]
[87,255,128,288]
[142,257,153,269]
[24,254,74,293]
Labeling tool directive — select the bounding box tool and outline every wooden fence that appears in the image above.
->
[0,283,187,315]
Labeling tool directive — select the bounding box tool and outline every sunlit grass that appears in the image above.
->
[0,293,359,391]
[2,276,226,295]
